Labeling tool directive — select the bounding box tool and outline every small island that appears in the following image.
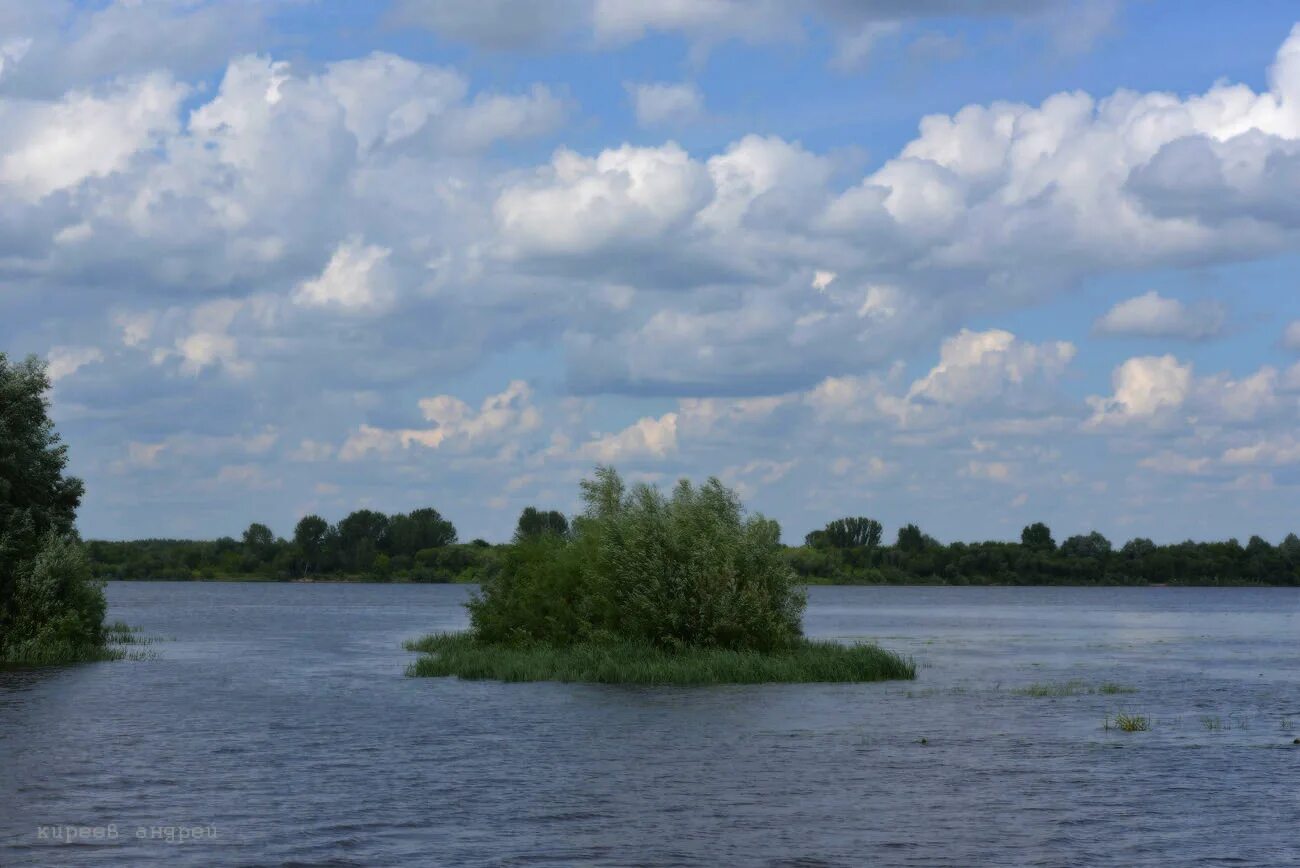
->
[406,467,915,685]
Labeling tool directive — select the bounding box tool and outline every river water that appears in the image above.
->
[1,583,1297,866]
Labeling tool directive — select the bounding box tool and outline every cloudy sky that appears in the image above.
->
[7,1,1300,545]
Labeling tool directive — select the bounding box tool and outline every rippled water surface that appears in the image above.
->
[2,583,1298,866]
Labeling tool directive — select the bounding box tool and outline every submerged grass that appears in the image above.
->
[405,633,916,685]
[1015,680,1136,698]
[0,621,155,666]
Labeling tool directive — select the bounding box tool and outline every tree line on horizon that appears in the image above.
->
[86,506,1300,586]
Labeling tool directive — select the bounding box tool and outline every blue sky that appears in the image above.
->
[6,0,1300,545]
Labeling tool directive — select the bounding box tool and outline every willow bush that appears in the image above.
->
[467,467,805,652]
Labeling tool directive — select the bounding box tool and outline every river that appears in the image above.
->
[1,583,1297,866]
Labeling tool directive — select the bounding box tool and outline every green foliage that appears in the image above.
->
[1021,522,1056,552]
[4,535,107,662]
[88,504,463,581]
[406,633,915,685]
[806,516,883,550]
[785,521,1300,586]
[0,353,104,663]
[389,508,457,553]
[512,506,570,542]
[467,536,599,644]
[1060,531,1111,560]
[468,467,806,653]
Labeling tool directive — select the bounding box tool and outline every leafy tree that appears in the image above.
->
[896,523,927,554]
[1021,522,1056,552]
[513,506,569,542]
[1280,533,1300,563]
[471,467,804,651]
[0,354,103,659]
[807,517,883,550]
[336,509,390,572]
[388,507,457,556]
[1060,531,1112,560]
[242,522,276,560]
[1246,535,1272,556]
[293,515,331,575]
[1121,537,1157,558]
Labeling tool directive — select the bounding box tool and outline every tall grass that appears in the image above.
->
[405,633,915,685]
[0,621,153,666]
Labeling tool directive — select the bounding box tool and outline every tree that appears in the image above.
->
[513,506,569,542]
[1121,537,1156,558]
[1280,533,1300,563]
[1060,531,1112,560]
[242,522,275,558]
[1021,522,1056,552]
[808,517,882,550]
[293,515,330,575]
[388,507,457,556]
[0,354,103,658]
[336,509,390,572]
[895,523,927,554]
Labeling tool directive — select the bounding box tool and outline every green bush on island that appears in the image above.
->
[408,467,915,684]
[1,354,114,665]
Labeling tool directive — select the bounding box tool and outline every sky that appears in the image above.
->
[6,1,1300,545]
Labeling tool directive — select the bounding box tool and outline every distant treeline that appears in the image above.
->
[87,508,500,583]
[791,519,1300,586]
[86,508,1300,586]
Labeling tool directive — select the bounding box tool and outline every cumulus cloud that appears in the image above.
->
[579,412,679,461]
[15,7,1300,546]
[293,238,395,312]
[1086,355,1192,427]
[339,380,542,460]
[627,81,704,127]
[0,72,186,200]
[1094,291,1225,339]
[906,329,1076,406]
[151,299,252,378]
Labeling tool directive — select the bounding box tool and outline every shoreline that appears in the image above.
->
[100,577,1288,588]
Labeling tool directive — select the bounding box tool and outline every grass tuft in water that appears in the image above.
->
[1016,680,1136,698]
[404,632,916,685]
[1105,712,1150,732]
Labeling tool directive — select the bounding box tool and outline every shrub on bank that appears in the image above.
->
[1,353,108,665]
[467,466,806,652]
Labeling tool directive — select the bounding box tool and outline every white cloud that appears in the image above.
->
[1222,435,1300,466]
[627,81,704,127]
[339,380,542,460]
[293,238,395,312]
[579,412,679,462]
[0,72,186,200]
[495,143,711,256]
[46,346,104,382]
[1086,355,1193,427]
[1139,451,1211,475]
[1094,291,1225,339]
[962,460,1014,483]
[150,299,251,377]
[907,329,1076,406]
[1284,320,1300,350]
